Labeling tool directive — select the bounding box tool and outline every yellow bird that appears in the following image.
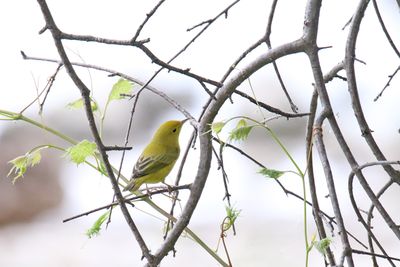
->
[124,119,187,192]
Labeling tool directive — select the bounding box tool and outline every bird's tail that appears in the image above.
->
[123,179,140,192]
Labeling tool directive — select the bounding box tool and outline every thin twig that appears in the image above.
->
[264,0,298,112]
[131,0,166,43]
[220,38,265,84]
[134,0,241,102]
[352,249,400,262]
[211,145,235,234]
[211,136,366,249]
[374,65,400,101]
[367,180,394,266]
[19,59,63,114]
[106,86,146,228]
[219,217,234,267]
[21,52,195,121]
[371,0,400,58]
[63,184,192,223]
[345,0,400,184]
[104,145,133,151]
[233,90,309,118]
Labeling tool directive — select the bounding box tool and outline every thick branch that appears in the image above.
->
[36,0,155,264]
[304,1,354,266]
[148,39,305,266]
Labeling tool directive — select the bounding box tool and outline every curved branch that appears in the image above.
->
[345,0,400,184]
[371,0,400,58]
[367,180,394,266]
[149,39,305,266]
[348,161,400,266]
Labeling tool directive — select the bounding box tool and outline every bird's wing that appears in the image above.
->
[131,147,178,179]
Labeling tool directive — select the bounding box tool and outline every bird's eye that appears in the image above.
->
[172,128,177,133]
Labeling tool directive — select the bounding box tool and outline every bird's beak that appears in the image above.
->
[181,118,189,124]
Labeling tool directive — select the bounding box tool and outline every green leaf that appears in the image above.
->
[66,98,84,109]
[228,119,253,142]
[8,147,46,183]
[8,156,28,182]
[66,98,97,111]
[211,121,226,134]
[65,140,97,165]
[90,100,98,111]
[30,150,42,166]
[222,205,241,232]
[86,211,110,238]
[258,167,285,179]
[312,237,332,255]
[107,78,133,103]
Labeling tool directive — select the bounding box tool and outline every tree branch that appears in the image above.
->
[345,0,400,184]
[63,184,192,223]
[36,0,155,263]
[264,0,298,112]
[148,39,305,266]
[131,0,166,43]
[304,1,354,266]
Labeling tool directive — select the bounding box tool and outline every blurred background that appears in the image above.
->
[0,0,399,266]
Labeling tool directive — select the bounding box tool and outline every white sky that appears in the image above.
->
[0,1,399,266]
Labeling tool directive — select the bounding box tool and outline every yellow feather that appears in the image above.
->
[124,119,187,192]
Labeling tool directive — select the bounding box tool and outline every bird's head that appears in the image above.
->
[152,119,188,145]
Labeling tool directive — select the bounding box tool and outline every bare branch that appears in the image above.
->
[348,161,400,266]
[63,184,192,223]
[304,1,355,265]
[345,0,400,183]
[131,0,166,43]
[19,61,63,114]
[265,0,298,112]
[220,37,265,84]
[233,89,309,118]
[21,52,196,121]
[149,39,305,266]
[371,0,400,58]
[367,180,395,266]
[35,0,154,263]
[374,65,400,101]
[104,146,133,151]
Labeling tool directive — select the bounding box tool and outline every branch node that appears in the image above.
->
[361,128,374,137]
[38,25,49,34]
[318,45,333,51]
[20,51,27,59]
[137,38,151,44]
